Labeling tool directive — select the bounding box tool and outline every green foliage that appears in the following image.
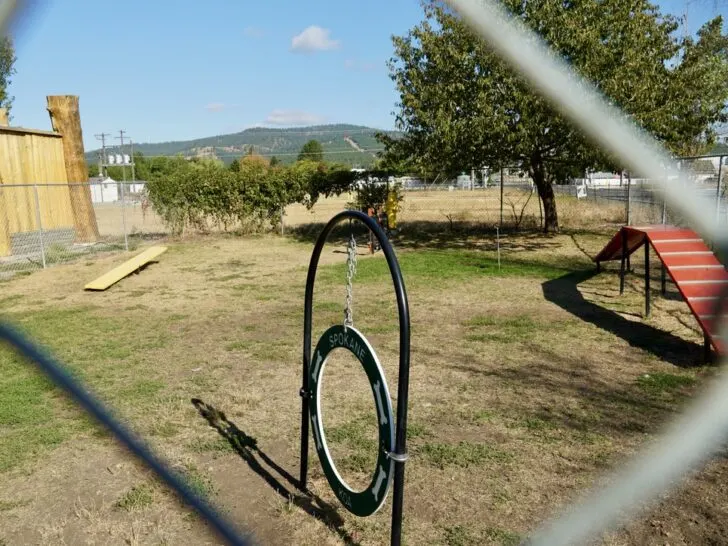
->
[298,139,324,162]
[349,179,404,213]
[143,149,412,233]
[385,3,728,231]
[0,37,16,116]
[145,160,241,234]
[269,156,280,167]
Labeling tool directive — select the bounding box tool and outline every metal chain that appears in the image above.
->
[344,232,357,328]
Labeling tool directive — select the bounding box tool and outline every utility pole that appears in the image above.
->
[116,130,128,182]
[130,139,136,182]
[94,132,111,177]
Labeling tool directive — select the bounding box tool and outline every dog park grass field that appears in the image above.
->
[0,224,725,545]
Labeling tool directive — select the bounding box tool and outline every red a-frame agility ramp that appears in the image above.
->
[594,225,728,362]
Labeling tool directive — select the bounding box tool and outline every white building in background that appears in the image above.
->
[129,181,147,194]
[89,176,119,203]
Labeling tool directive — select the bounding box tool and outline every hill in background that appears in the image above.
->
[85,124,398,168]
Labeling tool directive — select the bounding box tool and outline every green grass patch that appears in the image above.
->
[326,417,377,452]
[520,417,557,431]
[315,301,341,313]
[318,249,573,286]
[148,421,180,438]
[0,294,23,307]
[188,436,234,454]
[0,351,77,472]
[406,422,432,439]
[225,340,252,352]
[179,465,217,499]
[485,527,522,546]
[0,426,67,472]
[0,499,30,511]
[464,315,540,344]
[636,372,696,393]
[443,524,475,546]
[442,524,521,546]
[231,283,257,292]
[469,410,496,424]
[119,379,165,401]
[117,483,154,511]
[418,441,512,469]
[0,355,55,427]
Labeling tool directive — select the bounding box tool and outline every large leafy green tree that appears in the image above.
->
[0,37,16,116]
[298,139,324,162]
[384,1,728,232]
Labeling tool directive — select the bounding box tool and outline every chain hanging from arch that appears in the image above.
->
[344,230,357,328]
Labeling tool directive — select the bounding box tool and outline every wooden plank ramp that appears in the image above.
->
[84,246,167,291]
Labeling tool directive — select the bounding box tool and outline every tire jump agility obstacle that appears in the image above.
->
[300,209,411,545]
[595,224,728,362]
[0,209,411,546]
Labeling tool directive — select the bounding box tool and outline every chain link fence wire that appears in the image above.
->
[0,182,168,278]
[444,1,728,546]
[3,0,728,544]
[376,155,727,233]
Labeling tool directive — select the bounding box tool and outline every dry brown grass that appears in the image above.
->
[285,189,628,232]
[0,229,724,545]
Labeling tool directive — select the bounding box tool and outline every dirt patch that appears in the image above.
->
[0,230,725,545]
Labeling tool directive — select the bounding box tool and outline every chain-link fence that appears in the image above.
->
[0,182,168,277]
[559,154,728,228]
[370,155,728,231]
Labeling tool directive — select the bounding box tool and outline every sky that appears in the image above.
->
[6,0,726,151]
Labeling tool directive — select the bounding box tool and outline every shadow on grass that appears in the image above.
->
[191,398,359,546]
[448,355,684,437]
[542,270,702,368]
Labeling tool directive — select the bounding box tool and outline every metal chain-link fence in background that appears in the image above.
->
[0,182,167,277]
[380,153,728,231]
[3,154,725,277]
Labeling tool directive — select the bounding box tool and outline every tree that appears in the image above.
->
[269,156,280,167]
[298,139,324,162]
[0,37,16,117]
[229,159,241,173]
[384,1,728,232]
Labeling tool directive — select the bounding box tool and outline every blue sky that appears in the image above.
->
[7,0,725,150]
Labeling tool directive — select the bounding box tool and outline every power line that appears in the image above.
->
[119,149,386,160]
[93,132,111,177]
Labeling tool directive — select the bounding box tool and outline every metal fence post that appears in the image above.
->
[716,155,724,224]
[32,184,47,269]
[624,172,631,226]
[499,167,504,226]
[120,181,129,251]
[662,166,668,224]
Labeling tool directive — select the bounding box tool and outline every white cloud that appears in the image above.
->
[204,103,226,112]
[264,109,325,126]
[244,26,265,38]
[344,59,356,69]
[291,26,340,53]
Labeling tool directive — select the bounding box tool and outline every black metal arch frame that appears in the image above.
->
[299,209,411,546]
